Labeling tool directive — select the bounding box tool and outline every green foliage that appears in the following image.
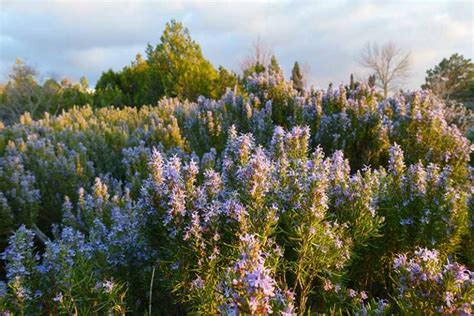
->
[94,20,236,107]
[0,27,472,315]
[269,55,281,73]
[423,53,474,103]
[291,61,305,93]
[392,248,473,314]
[0,60,93,123]
[94,54,156,108]
[215,66,240,97]
[146,20,219,101]
[368,74,376,88]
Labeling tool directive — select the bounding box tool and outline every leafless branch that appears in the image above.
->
[359,41,411,97]
[240,37,273,72]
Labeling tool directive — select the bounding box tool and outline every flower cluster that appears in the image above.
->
[220,234,294,315]
[0,70,472,314]
[378,144,469,256]
[393,248,473,314]
[1,225,39,309]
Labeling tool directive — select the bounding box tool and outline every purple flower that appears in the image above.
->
[414,248,439,263]
[444,291,453,307]
[102,280,114,293]
[203,169,223,197]
[348,288,357,298]
[53,292,63,302]
[237,147,273,201]
[400,218,414,226]
[323,279,333,291]
[375,299,389,314]
[149,147,164,185]
[1,225,38,280]
[220,234,292,314]
[388,143,405,176]
[0,281,7,298]
[191,275,204,289]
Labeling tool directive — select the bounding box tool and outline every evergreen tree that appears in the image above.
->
[215,66,240,97]
[291,61,305,92]
[242,62,266,78]
[368,74,376,88]
[269,55,281,73]
[94,69,126,107]
[94,20,229,105]
[146,19,219,101]
[422,53,474,103]
[120,54,152,105]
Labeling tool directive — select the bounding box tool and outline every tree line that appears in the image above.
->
[1,20,473,123]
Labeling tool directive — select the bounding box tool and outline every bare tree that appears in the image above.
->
[301,62,311,87]
[240,37,273,74]
[359,41,411,97]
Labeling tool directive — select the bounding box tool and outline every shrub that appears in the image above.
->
[0,73,471,314]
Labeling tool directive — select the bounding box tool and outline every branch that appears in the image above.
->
[32,223,50,244]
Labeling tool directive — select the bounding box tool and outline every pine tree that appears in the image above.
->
[269,55,281,73]
[422,53,474,102]
[368,74,376,88]
[215,66,239,97]
[291,61,305,93]
[146,20,219,101]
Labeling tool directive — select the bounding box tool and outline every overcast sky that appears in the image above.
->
[0,0,472,90]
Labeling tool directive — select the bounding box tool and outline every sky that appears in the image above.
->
[0,0,472,90]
